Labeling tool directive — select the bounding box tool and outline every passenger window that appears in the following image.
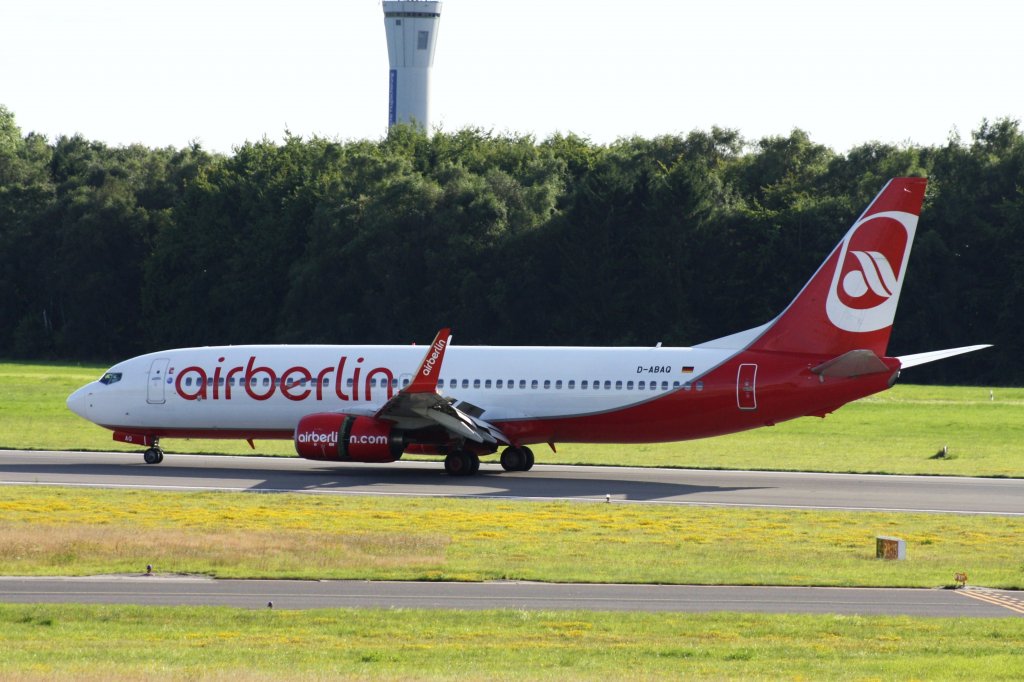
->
[496,380,503,389]
[474,379,481,389]
[219,378,225,386]
[661,381,668,390]
[567,380,574,389]
[323,379,330,387]
[638,381,645,390]
[485,379,492,389]
[673,381,681,389]
[696,381,704,391]
[402,378,410,387]
[542,380,549,389]
[184,377,192,387]
[683,382,691,391]
[263,378,270,387]
[462,379,469,389]
[519,380,526,389]
[531,380,539,389]
[604,380,611,390]
[627,381,634,390]
[347,378,354,387]
[615,380,623,390]
[581,380,588,389]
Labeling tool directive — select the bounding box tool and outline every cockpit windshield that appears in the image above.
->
[99,372,122,385]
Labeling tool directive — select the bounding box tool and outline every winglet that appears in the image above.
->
[404,328,451,394]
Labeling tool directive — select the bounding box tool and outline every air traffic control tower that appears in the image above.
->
[382,1,443,130]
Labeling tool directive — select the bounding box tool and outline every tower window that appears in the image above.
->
[417,30,429,50]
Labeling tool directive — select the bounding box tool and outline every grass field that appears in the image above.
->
[1,486,1021,588]
[1,604,1022,681]
[2,362,1023,477]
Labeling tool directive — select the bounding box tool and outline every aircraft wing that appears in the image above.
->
[897,344,992,369]
[372,328,510,445]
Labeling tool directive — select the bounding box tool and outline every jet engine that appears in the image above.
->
[294,413,405,462]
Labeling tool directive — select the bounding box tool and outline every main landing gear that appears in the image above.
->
[443,445,535,476]
[143,440,164,464]
[500,446,534,472]
[444,450,480,476]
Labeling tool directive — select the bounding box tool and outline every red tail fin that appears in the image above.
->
[750,177,927,357]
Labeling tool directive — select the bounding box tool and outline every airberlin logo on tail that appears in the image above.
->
[825,211,918,333]
[842,250,898,303]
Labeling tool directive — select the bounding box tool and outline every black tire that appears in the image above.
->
[155,450,164,464]
[445,451,474,476]
[522,446,535,471]
[143,448,161,464]
[468,454,480,474]
[500,447,526,472]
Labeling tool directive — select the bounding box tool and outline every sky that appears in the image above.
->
[3,0,1022,154]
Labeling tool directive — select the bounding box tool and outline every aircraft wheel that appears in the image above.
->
[143,447,163,465]
[521,446,535,471]
[444,451,475,476]
[469,453,480,474]
[500,447,527,472]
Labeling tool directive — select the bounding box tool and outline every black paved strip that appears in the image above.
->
[1,577,1019,618]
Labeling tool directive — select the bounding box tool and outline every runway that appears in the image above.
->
[2,450,1023,618]
[1,449,1022,515]
[1,576,1022,617]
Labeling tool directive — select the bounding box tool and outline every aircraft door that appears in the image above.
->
[147,358,170,404]
[736,363,757,411]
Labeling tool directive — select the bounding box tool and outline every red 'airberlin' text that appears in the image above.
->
[174,356,395,403]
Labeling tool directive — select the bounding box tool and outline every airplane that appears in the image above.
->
[67,177,989,476]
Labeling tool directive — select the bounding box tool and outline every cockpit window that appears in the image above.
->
[99,372,122,385]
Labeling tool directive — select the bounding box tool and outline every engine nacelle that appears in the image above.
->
[294,413,405,463]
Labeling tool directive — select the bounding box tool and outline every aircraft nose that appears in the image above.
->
[66,386,92,419]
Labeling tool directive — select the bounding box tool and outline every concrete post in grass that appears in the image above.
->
[876,536,907,560]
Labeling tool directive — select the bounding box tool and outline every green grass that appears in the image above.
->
[1,604,1022,680]
[2,486,1022,588]
[3,361,1022,477]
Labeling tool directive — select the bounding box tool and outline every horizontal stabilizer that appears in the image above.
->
[897,345,992,369]
[812,349,890,378]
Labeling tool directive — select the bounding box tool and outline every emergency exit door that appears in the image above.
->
[736,363,757,411]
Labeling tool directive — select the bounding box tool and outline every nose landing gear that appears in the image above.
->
[143,441,164,464]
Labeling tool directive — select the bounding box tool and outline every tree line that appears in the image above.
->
[1,105,1020,384]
